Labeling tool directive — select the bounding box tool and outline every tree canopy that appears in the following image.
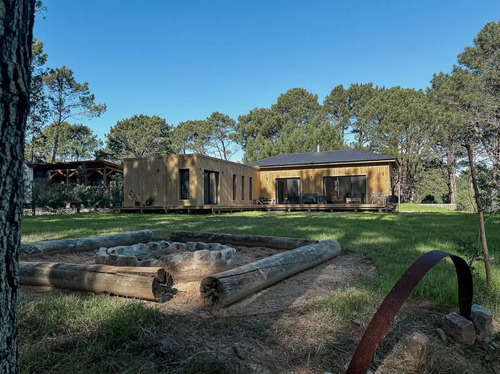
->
[172,112,238,160]
[235,87,344,162]
[33,121,103,162]
[105,114,173,160]
[43,66,106,162]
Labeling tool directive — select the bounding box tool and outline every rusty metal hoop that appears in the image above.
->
[346,250,473,374]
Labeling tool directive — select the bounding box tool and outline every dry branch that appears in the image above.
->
[200,239,341,308]
[19,262,173,302]
[170,231,317,250]
[21,230,153,255]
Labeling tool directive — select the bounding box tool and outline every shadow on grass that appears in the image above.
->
[20,210,500,372]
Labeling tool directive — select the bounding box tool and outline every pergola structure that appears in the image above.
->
[31,160,123,186]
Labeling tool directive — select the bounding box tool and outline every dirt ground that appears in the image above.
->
[20,247,500,373]
[20,246,376,317]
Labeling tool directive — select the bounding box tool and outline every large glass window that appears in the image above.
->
[204,170,219,205]
[249,177,253,201]
[323,175,367,203]
[232,174,237,201]
[241,176,245,200]
[275,178,300,204]
[179,169,190,199]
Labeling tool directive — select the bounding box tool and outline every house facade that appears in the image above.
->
[123,150,398,210]
[124,154,259,207]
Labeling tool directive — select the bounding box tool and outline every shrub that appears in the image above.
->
[30,175,124,211]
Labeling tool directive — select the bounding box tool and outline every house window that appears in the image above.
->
[241,176,245,200]
[204,170,219,205]
[232,174,237,201]
[323,175,367,203]
[275,178,300,204]
[249,177,253,201]
[179,169,190,199]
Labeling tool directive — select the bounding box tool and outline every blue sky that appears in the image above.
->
[34,1,500,152]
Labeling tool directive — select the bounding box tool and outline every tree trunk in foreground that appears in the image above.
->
[20,230,154,255]
[446,149,457,204]
[465,143,492,285]
[170,231,317,250]
[19,262,174,302]
[0,1,35,372]
[200,240,341,308]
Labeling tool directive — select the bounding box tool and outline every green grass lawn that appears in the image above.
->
[20,211,500,373]
[22,210,500,312]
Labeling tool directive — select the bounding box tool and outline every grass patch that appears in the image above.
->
[19,294,161,373]
[22,211,500,312]
[19,211,500,372]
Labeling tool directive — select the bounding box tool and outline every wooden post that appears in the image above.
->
[170,231,317,250]
[20,262,173,302]
[200,240,341,308]
[21,230,153,255]
[103,167,108,187]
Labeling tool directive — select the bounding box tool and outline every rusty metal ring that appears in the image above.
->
[346,250,473,374]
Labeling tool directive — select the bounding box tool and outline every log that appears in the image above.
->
[170,231,317,250]
[200,239,341,308]
[21,230,153,255]
[19,262,173,302]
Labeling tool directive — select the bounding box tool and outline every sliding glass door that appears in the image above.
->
[323,175,366,203]
[275,178,300,204]
[203,170,219,205]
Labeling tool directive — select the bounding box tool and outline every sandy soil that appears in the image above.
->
[20,246,376,317]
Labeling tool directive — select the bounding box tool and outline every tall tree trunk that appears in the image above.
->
[465,143,492,286]
[446,149,457,204]
[0,1,35,372]
[51,118,61,162]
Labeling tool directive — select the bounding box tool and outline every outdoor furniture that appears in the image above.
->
[257,198,274,205]
[371,192,386,204]
[287,195,300,204]
[329,191,344,203]
[346,197,362,204]
[318,195,328,204]
[302,193,318,204]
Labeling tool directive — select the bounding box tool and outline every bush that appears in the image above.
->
[31,175,123,211]
[421,194,437,204]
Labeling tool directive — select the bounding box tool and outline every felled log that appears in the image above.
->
[200,239,341,308]
[21,230,153,255]
[170,231,317,250]
[19,262,173,302]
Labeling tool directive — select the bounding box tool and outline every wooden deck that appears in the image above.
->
[116,203,395,214]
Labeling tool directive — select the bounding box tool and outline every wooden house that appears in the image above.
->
[122,150,399,212]
[124,154,259,208]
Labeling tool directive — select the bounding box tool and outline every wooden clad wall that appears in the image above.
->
[258,163,393,201]
[123,155,198,207]
[123,154,260,207]
[196,155,260,206]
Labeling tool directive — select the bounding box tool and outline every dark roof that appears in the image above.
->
[246,150,397,167]
[30,160,122,171]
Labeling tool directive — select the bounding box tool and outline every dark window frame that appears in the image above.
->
[179,169,190,200]
[249,177,253,201]
[241,175,245,200]
[232,174,237,201]
[275,177,301,204]
[322,175,367,203]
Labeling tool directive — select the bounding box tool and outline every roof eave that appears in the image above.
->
[254,158,399,169]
